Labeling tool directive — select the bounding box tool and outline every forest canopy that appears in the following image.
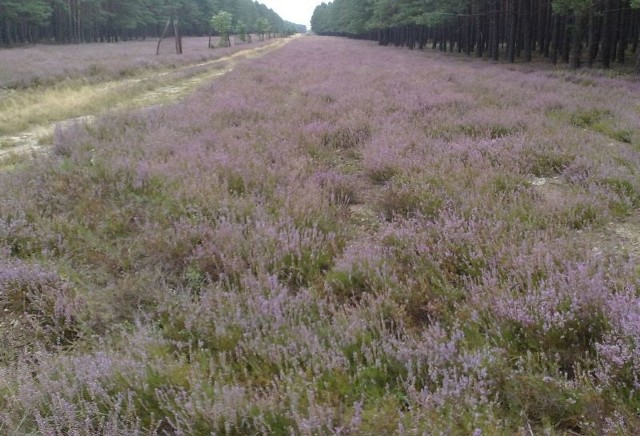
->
[0,0,306,46]
[311,0,640,69]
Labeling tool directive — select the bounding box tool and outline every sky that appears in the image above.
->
[259,0,324,28]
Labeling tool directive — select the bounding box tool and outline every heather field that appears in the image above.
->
[2,35,640,434]
[0,36,267,89]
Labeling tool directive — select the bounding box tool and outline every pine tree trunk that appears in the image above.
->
[522,0,532,61]
[587,7,600,67]
[562,17,571,63]
[632,10,639,54]
[601,0,613,68]
[156,15,173,55]
[610,2,620,63]
[443,26,448,51]
[543,1,553,56]
[507,0,518,62]
[570,11,586,69]
[616,6,628,64]
[537,0,547,54]
[466,14,472,55]
[173,18,182,54]
[490,0,500,60]
[473,0,483,57]
[550,14,560,64]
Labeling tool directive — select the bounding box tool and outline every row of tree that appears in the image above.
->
[0,0,306,46]
[311,0,640,70]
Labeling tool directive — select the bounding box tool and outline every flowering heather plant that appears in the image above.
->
[0,252,84,362]
[1,35,640,433]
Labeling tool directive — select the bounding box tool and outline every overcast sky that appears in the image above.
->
[259,0,324,27]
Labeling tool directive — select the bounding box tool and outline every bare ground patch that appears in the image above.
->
[531,176,567,209]
[589,218,640,259]
[531,175,640,259]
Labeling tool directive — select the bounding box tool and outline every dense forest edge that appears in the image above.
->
[0,0,306,46]
[311,0,640,72]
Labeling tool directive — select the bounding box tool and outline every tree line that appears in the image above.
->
[311,0,640,70]
[0,0,306,46]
